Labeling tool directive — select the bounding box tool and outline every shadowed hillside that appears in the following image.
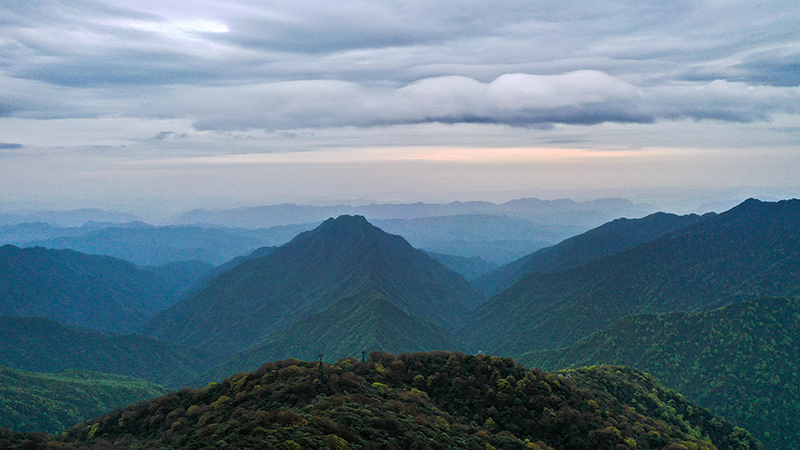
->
[142,216,483,357]
[475,211,709,296]
[0,245,179,333]
[462,199,800,355]
[521,297,800,450]
[199,289,463,383]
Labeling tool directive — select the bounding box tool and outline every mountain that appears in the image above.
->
[0,316,220,387]
[461,198,800,355]
[0,209,140,227]
[424,251,495,281]
[141,260,217,298]
[375,214,559,265]
[520,296,800,450]
[0,245,180,333]
[199,289,462,383]
[2,352,761,450]
[475,211,709,296]
[171,198,654,227]
[141,216,484,357]
[27,224,281,266]
[0,365,166,434]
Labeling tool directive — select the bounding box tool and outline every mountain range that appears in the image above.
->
[141,215,484,358]
[0,245,181,333]
[475,210,710,296]
[2,197,798,448]
[462,198,800,356]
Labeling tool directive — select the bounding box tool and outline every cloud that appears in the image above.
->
[156,71,798,131]
[0,143,24,149]
[1,0,798,134]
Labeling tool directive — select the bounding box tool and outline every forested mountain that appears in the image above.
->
[141,216,483,357]
[0,316,220,387]
[0,245,180,333]
[475,211,709,296]
[462,198,800,355]
[199,290,462,383]
[0,352,761,450]
[0,366,166,434]
[520,297,800,450]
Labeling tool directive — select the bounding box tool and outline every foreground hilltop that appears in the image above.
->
[1,352,761,450]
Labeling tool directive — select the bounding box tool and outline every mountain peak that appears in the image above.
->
[142,215,482,357]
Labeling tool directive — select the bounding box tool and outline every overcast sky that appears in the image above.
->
[1,0,798,216]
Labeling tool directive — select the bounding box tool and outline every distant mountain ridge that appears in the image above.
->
[0,245,180,333]
[171,197,654,228]
[462,198,800,355]
[22,223,310,266]
[141,215,483,357]
[475,211,710,295]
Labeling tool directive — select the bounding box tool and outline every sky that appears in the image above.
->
[1,0,799,217]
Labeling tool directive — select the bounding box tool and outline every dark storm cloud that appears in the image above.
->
[1,0,799,130]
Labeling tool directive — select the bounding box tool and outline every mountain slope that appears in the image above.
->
[200,289,462,382]
[475,211,709,296]
[0,245,179,333]
[142,215,483,357]
[462,198,800,355]
[8,352,760,450]
[520,297,800,450]
[0,365,166,434]
[0,316,220,387]
[424,251,495,281]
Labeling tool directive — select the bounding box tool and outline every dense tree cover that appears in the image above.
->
[521,297,800,450]
[462,198,800,355]
[0,245,179,333]
[0,365,166,434]
[198,290,462,384]
[0,316,220,388]
[142,215,483,358]
[0,352,761,450]
[475,211,708,296]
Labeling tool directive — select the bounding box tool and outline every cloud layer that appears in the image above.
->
[2,0,799,132]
